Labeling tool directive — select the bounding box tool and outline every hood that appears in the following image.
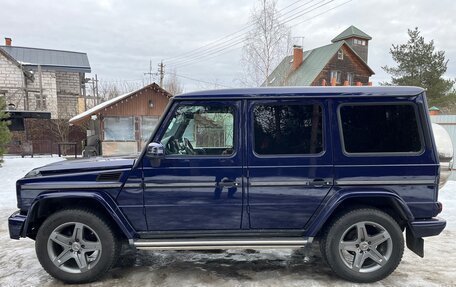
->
[27,157,136,177]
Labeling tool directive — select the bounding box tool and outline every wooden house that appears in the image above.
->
[69,83,171,156]
[265,25,374,87]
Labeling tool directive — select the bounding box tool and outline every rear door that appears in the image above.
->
[246,98,333,229]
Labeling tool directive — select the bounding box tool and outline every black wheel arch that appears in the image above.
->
[23,192,135,240]
[308,192,414,239]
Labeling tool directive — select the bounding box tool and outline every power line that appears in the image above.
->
[167,0,353,69]
[281,0,336,25]
[166,0,321,67]
[165,0,315,63]
[167,0,340,69]
[168,71,233,88]
[144,60,156,84]
[291,0,353,27]
[166,38,246,68]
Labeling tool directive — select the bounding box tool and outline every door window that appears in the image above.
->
[253,103,323,155]
[161,105,235,156]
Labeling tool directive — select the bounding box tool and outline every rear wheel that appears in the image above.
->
[321,208,404,283]
[35,209,120,283]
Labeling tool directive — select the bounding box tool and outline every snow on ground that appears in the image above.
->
[0,156,64,210]
[439,181,456,230]
[0,156,455,287]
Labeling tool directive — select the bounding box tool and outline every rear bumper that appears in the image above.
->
[409,217,446,238]
[8,210,27,240]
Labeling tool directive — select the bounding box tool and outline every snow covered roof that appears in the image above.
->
[69,83,171,124]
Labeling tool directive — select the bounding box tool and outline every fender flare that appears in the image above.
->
[23,191,137,239]
[305,190,414,237]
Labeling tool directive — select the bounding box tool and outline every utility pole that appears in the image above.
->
[158,61,165,87]
[94,74,99,105]
[91,77,96,106]
[144,60,154,85]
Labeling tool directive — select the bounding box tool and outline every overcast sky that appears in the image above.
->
[1,0,455,93]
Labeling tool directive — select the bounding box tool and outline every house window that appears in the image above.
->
[337,49,344,60]
[104,117,135,141]
[141,116,159,141]
[347,72,354,85]
[354,39,366,46]
[35,94,47,110]
[330,70,341,84]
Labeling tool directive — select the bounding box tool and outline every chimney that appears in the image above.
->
[292,45,303,70]
[5,37,12,46]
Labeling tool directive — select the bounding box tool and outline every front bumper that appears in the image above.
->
[409,217,446,238]
[8,210,27,239]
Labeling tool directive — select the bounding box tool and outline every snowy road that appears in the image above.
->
[1,156,455,287]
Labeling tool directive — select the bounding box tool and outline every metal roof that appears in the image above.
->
[176,86,425,99]
[264,41,374,87]
[0,45,91,73]
[332,25,372,42]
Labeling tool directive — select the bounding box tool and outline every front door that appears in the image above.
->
[246,99,334,229]
[143,100,244,231]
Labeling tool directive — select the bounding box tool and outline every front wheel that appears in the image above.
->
[321,208,404,283]
[35,209,120,283]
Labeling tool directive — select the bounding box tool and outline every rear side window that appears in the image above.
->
[253,104,323,155]
[339,104,422,154]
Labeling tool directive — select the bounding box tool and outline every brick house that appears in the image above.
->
[0,38,90,119]
[264,26,374,87]
[0,38,90,155]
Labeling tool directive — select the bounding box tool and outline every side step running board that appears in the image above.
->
[133,237,313,250]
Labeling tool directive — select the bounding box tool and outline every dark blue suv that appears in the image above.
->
[8,86,449,283]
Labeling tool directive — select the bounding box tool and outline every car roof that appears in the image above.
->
[174,86,425,99]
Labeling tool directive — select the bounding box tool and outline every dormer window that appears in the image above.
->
[354,39,366,46]
[338,50,344,60]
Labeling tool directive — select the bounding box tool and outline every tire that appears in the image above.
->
[321,208,404,283]
[35,209,121,284]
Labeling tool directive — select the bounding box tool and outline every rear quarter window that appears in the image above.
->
[339,103,423,154]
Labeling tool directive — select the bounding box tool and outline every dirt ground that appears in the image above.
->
[1,208,455,287]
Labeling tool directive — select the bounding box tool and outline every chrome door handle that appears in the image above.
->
[309,179,331,187]
[218,180,239,187]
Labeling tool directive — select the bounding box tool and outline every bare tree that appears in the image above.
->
[240,0,291,87]
[49,119,72,143]
[97,80,144,102]
[164,70,184,96]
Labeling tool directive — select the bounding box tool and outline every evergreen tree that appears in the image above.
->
[0,97,11,164]
[382,27,454,105]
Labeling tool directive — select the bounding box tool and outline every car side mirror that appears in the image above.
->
[146,142,164,167]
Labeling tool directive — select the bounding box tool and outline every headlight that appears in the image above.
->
[24,168,42,178]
